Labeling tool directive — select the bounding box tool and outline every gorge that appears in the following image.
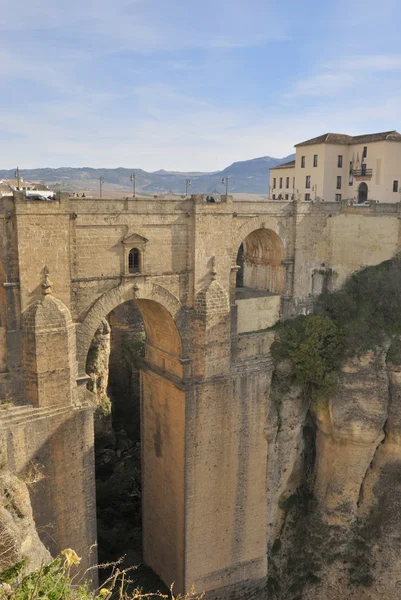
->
[1,192,401,599]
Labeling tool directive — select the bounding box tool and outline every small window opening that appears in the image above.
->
[128,248,140,273]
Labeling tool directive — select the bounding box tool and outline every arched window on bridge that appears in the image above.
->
[128,248,141,274]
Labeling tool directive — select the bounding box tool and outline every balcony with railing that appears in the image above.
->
[352,167,373,178]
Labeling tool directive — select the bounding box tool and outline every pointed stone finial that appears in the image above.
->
[211,256,217,281]
[42,265,53,295]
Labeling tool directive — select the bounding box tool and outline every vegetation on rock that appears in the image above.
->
[271,255,401,406]
[0,551,203,600]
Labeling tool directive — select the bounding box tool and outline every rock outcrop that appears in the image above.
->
[267,348,401,600]
[0,470,51,574]
[86,318,112,441]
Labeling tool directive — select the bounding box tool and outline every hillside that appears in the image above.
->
[0,155,294,196]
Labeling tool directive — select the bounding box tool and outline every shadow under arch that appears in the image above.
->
[79,281,186,593]
[77,281,183,374]
[236,227,286,293]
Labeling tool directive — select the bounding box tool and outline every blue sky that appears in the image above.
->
[1,0,401,171]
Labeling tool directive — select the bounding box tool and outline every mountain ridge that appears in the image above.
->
[0,154,295,195]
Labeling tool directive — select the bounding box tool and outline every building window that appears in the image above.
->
[313,154,318,167]
[293,177,295,189]
[272,194,276,199]
[336,176,342,189]
[338,155,343,168]
[285,194,289,200]
[335,194,342,202]
[305,175,311,189]
[128,248,140,273]
[273,177,276,188]
[279,177,283,188]
[304,193,311,201]
[301,156,306,168]
[363,146,367,158]
[286,177,289,188]
[393,180,399,193]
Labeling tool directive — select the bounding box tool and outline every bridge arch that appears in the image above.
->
[78,281,183,373]
[235,226,286,293]
[232,216,284,263]
[81,280,185,592]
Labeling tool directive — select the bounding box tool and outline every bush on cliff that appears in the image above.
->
[271,255,401,403]
[271,314,343,405]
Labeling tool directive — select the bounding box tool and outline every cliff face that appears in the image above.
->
[86,318,112,440]
[0,470,51,573]
[268,349,401,600]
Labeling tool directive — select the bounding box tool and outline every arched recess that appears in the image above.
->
[236,227,285,293]
[80,281,186,593]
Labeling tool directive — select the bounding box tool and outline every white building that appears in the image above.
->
[270,130,401,203]
[0,178,55,199]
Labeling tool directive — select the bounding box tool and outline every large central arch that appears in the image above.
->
[80,281,185,593]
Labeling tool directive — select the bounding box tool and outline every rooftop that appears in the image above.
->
[295,130,401,147]
[270,159,296,170]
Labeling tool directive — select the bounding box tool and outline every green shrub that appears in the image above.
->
[271,315,344,407]
[271,255,401,406]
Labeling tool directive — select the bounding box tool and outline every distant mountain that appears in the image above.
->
[0,155,295,196]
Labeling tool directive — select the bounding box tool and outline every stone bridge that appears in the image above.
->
[0,192,400,599]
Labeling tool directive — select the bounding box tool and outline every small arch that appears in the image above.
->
[358,182,368,203]
[128,248,141,273]
[236,228,285,294]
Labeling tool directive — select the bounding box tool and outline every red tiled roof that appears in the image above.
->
[295,130,401,147]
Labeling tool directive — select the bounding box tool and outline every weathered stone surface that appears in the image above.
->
[1,193,401,598]
[268,349,401,600]
[0,470,51,573]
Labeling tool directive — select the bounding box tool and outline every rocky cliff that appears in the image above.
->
[267,256,401,599]
[0,470,51,574]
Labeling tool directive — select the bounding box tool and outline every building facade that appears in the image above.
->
[270,130,401,203]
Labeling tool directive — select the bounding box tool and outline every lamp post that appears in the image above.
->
[130,173,136,198]
[99,176,104,198]
[185,178,191,196]
[222,176,229,196]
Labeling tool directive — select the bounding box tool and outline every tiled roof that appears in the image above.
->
[295,130,401,147]
[270,160,296,170]
[351,130,401,144]
[295,133,352,147]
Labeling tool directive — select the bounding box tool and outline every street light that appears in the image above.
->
[99,176,105,198]
[222,176,229,196]
[185,179,191,196]
[130,173,136,198]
